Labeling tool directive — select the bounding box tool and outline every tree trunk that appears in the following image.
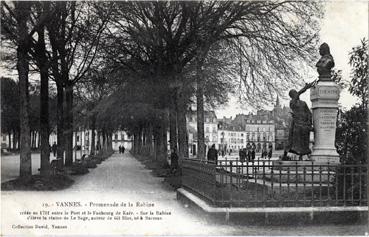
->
[97,130,102,153]
[37,24,51,175]
[102,131,107,152]
[147,124,153,156]
[153,126,159,160]
[64,81,73,166]
[18,132,21,150]
[31,131,34,149]
[177,89,188,161]
[16,2,32,179]
[137,126,143,154]
[196,62,206,160]
[134,130,139,154]
[90,116,96,155]
[12,130,17,151]
[37,132,40,148]
[169,96,178,151]
[161,122,168,160]
[8,133,11,150]
[154,121,167,163]
[56,83,64,165]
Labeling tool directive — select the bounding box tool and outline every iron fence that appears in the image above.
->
[182,158,367,208]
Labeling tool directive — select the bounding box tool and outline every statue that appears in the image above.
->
[316,43,335,80]
[283,81,316,160]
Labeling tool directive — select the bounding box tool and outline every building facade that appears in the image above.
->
[187,110,218,157]
[218,116,275,153]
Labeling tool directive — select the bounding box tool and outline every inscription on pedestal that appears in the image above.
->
[310,86,340,101]
[318,109,337,132]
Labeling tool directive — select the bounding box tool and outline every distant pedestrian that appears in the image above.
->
[52,142,57,157]
[246,143,251,161]
[268,144,273,159]
[261,143,267,158]
[239,149,245,162]
[207,144,218,163]
[122,145,125,154]
[251,142,256,161]
[119,145,121,153]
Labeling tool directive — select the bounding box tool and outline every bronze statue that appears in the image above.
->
[284,81,315,160]
[316,43,335,80]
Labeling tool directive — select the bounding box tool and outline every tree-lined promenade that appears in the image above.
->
[1,1,367,185]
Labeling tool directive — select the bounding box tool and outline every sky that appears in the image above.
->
[215,0,368,118]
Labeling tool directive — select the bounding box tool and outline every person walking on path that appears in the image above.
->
[207,144,218,164]
[122,145,125,154]
[51,142,57,158]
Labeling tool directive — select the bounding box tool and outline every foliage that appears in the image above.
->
[335,39,368,164]
[348,38,368,108]
[336,105,367,164]
[1,77,19,134]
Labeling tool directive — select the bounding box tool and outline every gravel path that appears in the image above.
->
[1,152,367,236]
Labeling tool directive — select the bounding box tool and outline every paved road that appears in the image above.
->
[1,152,367,235]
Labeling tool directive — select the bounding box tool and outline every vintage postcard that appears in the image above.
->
[1,0,368,236]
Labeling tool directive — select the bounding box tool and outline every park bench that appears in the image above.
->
[75,154,88,164]
[37,158,63,174]
[50,158,63,175]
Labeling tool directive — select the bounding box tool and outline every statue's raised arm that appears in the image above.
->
[297,81,317,97]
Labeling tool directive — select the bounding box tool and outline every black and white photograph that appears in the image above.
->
[0,0,368,236]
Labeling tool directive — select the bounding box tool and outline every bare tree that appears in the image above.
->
[14,2,32,179]
[46,2,111,166]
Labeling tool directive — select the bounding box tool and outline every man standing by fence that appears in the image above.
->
[51,142,57,158]
[207,144,218,163]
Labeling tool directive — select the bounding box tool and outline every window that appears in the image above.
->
[205,126,209,133]
[76,135,80,142]
[115,134,118,140]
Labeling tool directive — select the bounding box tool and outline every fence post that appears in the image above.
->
[229,161,233,207]
[213,162,217,206]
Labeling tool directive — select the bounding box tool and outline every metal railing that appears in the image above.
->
[182,158,367,208]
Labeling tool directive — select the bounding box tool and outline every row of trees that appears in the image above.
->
[1,77,57,150]
[1,1,324,179]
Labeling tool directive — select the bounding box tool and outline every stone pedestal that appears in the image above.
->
[310,80,340,164]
